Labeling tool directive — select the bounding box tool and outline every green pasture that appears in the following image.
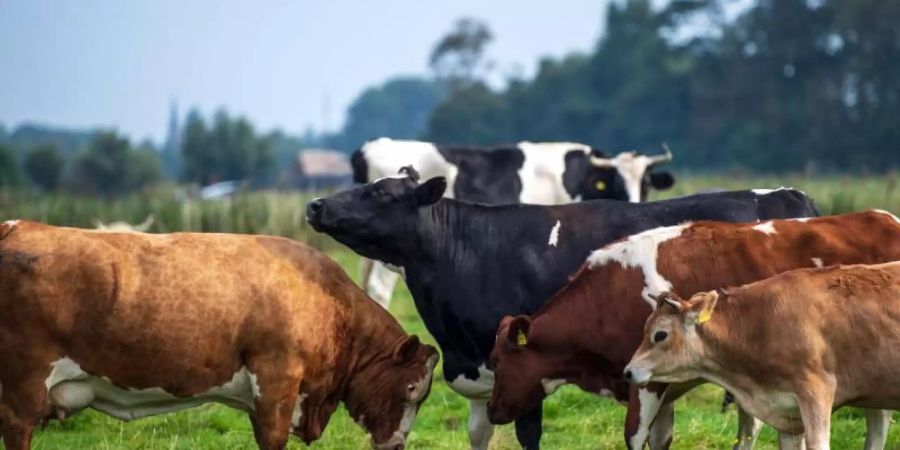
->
[1,173,898,449]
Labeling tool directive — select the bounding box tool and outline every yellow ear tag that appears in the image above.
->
[697,308,713,324]
[595,180,606,191]
[517,330,528,346]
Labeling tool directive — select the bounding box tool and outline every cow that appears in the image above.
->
[92,214,155,232]
[0,220,438,450]
[486,210,900,450]
[352,137,676,308]
[305,171,818,450]
[625,261,900,450]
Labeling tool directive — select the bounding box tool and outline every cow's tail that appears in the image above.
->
[351,149,368,184]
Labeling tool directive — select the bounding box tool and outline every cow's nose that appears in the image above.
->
[623,369,633,381]
[307,199,324,216]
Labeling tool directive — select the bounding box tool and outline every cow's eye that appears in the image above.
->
[652,330,668,343]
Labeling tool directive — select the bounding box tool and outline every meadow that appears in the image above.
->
[2,173,898,449]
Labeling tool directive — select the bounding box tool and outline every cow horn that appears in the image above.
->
[589,155,616,168]
[648,143,673,165]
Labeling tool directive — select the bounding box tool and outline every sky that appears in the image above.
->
[0,0,606,143]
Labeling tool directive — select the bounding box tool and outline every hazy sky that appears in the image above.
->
[0,0,606,142]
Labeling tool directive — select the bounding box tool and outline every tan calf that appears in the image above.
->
[0,220,438,450]
[626,262,900,450]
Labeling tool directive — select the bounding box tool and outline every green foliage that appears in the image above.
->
[71,131,162,196]
[24,144,65,192]
[0,143,23,188]
[4,124,94,159]
[429,17,494,88]
[181,109,274,185]
[427,0,900,172]
[327,77,447,151]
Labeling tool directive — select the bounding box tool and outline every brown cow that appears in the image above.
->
[486,209,900,450]
[625,262,900,450]
[0,220,438,450]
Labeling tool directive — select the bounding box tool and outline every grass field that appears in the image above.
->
[4,173,900,449]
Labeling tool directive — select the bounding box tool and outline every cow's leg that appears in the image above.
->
[250,368,303,450]
[778,431,805,450]
[467,399,494,450]
[624,383,666,449]
[514,401,543,450]
[795,381,834,450]
[647,400,674,450]
[0,374,51,450]
[366,262,400,309]
[734,406,763,450]
[863,409,891,450]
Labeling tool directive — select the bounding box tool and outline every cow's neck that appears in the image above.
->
[416,199,503,265]
[533,263,654,370]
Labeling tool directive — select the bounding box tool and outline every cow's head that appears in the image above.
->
[624,291,717,386]
[486,315,572,425]
[569,146,675,202]
[306,167,446,263]
[345,335,439,450]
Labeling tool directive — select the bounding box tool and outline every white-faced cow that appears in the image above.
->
[0,220,438,450]
[351,137,676,308]
[626,261,900,450]
[487,210,900,450]
[306,172,817,450]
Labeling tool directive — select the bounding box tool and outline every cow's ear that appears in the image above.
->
[415,177,446,206]
[684,291,719,326]
[650,291,684,311]
[393,335,421,364]
[506,316,532,348]
[649,171,675,190]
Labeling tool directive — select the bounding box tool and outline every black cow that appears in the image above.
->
[306,170,818,450]
[352,138,676,308]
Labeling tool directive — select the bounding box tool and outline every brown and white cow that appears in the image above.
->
[486,209,900,450]
[625,262,900,450]
[0,220,438,450]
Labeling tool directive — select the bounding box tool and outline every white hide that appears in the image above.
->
[45,357,261,420]
[752,221,778,235]
[812,258,825,268]
[586,223,690,306]
[874,209,900,224]
[629,387,663,450]
[547,220,561,247]
[516,141,592,204]
[448,364,495,399]
[360,138,459,198]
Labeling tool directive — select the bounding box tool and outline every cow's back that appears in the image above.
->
[0,222,344,392]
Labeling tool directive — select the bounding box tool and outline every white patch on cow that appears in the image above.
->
[547,220,561,247]
[790,217,812,223]
[812,258,824,268]
[448,364,494,399]
[291,393,309,430]
[586,223,690,306]
[540,378,567,395]
[44,357,262,420]
[751,187,788,195]
[752,221,777,235]
[516,141,591,204]
[360,138,458,197]
[874,209,900,224]
[629,388,663,449]
[366,262,402,309]
[3,219,20,228]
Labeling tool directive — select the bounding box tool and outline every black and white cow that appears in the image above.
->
[306,171,818,450]
[351,137,676,307]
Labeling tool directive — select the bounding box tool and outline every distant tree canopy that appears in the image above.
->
[0,144,23,188]
[71,131,161,196]
[181,110,274,185]
[326,77,447,151]
[429,17,494,89]
[427,0,900,172]
[24,144,64,192]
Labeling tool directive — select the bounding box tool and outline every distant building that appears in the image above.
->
[292,148,352,191]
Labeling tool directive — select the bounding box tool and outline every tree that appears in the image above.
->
[429,17,494,89]
[0,144,22,188]
[329,77,447,150]
[24,144,64,191]
[180,109,274,185]
[72,131,161,195]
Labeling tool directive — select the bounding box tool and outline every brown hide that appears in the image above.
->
[0,221,436,449]
[488,210,900,422]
